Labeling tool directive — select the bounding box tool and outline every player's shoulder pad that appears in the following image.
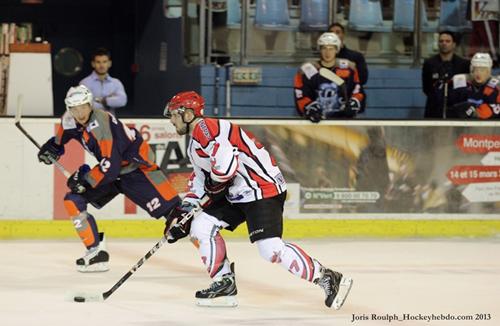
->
[300,62,319,80]
[336,58,355,70]
[61,111,77,130]
[487,78,499,88]
[452,74,468,89]
[85,109,110,133]
[193,118,220,148]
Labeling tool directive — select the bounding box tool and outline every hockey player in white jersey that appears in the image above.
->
[162,91,353,309]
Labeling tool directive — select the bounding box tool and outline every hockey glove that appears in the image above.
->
[453,102,477,119]
[165,202,196,243]
[204,177,232,202]
[67,164,91,194]
[304,101,323,123]
[38,137,64,165]
[344,98,361,118]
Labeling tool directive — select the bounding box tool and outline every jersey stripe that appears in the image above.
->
[244,164,279,198]
[143,169,179,201]
[88,166,105,186]
[296,97,311,112]
[239,132,279,183]
[239,169,259,199]
[195,148,209,158]
[229,124,253,158]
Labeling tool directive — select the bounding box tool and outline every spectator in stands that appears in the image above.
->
[467,0,499,66]
[447,53,500,119]
[422,31,469,118]
[294,33,365,123]
[328,23,368,85]
[80,47,127,116]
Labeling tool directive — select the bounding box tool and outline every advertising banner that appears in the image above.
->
[1,119,499,220]
[158,120,500,217]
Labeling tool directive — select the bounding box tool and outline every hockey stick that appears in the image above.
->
[319,67,349,103]
[319,67,345,87]
[73,195,210,303]
[319,67,355,116]
[14,94,72,178]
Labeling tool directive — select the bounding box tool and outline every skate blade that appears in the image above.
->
[196,296,238,308]
[332,276,353,310]
[77,262,109,273]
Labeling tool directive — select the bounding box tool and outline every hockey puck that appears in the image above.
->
[74,296,86,302]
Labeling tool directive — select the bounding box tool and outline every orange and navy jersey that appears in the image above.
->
[184,118,286,204]
[448,74,500,119]
[55,109,159,188]
[293,59,365,116]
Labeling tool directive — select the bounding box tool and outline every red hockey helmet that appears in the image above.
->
[164,91,205,118]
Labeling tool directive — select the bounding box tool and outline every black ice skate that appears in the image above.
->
[195,262,238,307]
[314,267,353,310]
[76,232,109,273]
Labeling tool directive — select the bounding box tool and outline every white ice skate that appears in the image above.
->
[76,232,109,273]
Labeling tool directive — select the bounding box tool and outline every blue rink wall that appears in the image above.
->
[200,66,500,119]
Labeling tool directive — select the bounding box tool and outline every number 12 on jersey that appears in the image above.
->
[146,197,161,212]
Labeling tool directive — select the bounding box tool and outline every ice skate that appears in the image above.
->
[315,266,353,310]
[76,232,109,273]
[195,262,238,307]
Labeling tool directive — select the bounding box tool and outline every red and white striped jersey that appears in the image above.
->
[184,118,286,204]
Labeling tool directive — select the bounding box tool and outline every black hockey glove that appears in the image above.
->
[165,202,196,243]
[344,98,361,118]
[304,101,323,123]
[67,164,91,194]
[204,177,232,202]
[453,102,477,119]
[38,137,64,165]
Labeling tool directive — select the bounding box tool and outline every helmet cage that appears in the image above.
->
[163,105,189,119]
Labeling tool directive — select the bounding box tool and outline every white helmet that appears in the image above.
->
[65,85,93,109]
[471,53,493,69]
[317,32,341,52]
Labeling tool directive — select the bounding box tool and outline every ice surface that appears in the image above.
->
[0,239,499,326]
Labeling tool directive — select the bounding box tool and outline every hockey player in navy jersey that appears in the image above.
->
[447,53,500,119]
[294,32,365,122]
[37,85,180,272]
[163,91,353,309]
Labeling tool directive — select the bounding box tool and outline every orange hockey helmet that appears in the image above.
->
[164,91,205,118]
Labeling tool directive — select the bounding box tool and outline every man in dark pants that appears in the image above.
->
[328,23,369,85]
[422,31,470,118]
